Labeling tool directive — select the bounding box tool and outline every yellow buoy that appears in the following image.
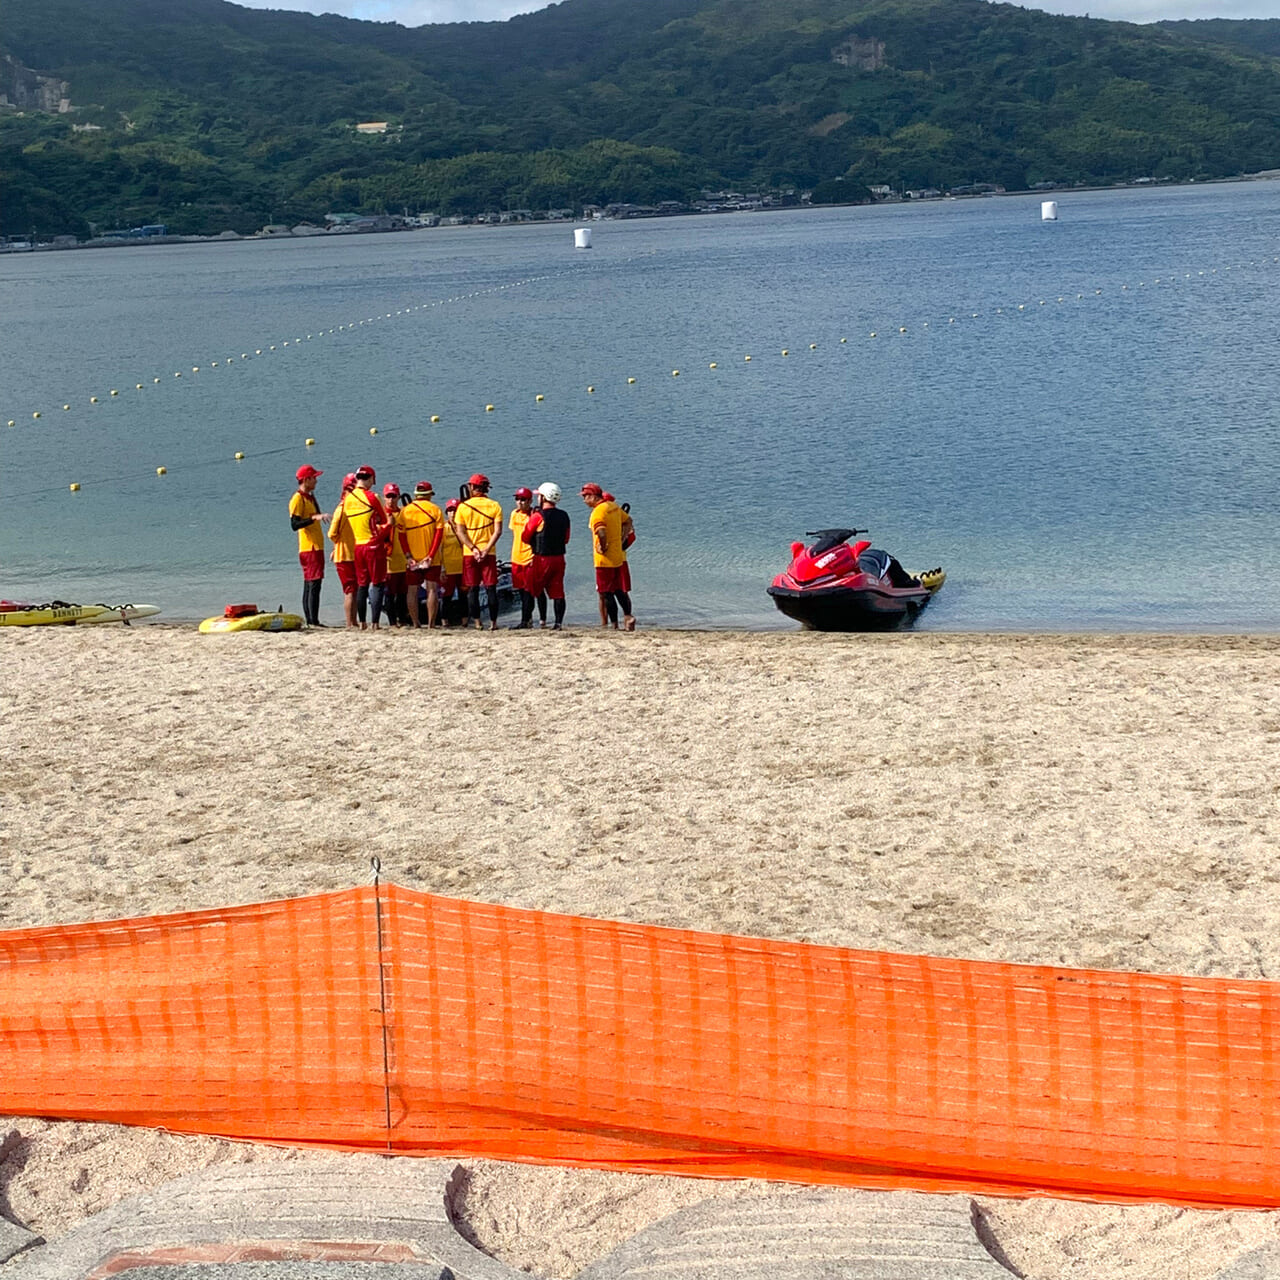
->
[869,332,877,338]
[840,337,847,343]
[485,404,495,412]
[110,390,119,396]
[305,438,315,447]
[174,372,181,378]
[136,384,144,389]
[708,363,717,369]
[69,483,80,492]
[234,452,245,460]
[781,349,789,356]
[6,420,14,427]
[211,362,218,368]
[672,369,680,377]
[192,367,199,372]
[256,349,263,355]
[535,394,544,402]
[809,343,817,350]
[430,415,440,423]
[370,427,379,435]
[628,377,636,384]
[63,404,70,411]
[1018,304,1025,311]
[154,377,161,383]
[899,326,907,333]
[156,466,167,476]
[587,386,595,393]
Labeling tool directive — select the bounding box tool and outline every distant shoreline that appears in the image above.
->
[6,170,1279,257]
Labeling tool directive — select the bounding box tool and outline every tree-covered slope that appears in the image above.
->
[4,0,1280,237]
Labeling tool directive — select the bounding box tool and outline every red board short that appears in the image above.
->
[407,565,441,587]
[528,555,566,601]
[335,561,357,593]
[384,571,406,597]
[299,549,324,582]
[439,573,461,598]
[595,563,631,594]
[354,542,387,588]
[510,562,531,592]
[461,555,499,590]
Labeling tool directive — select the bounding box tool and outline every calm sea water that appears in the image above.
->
[2,183,1279,629]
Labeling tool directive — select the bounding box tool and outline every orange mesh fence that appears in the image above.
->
[2,883,1279,1207]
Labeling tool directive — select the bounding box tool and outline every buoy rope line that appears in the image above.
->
[5,252,1275,499]
[2,252,658,433]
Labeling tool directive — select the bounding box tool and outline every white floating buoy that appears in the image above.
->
[574,227,593,250]
[1041,200,1059,221]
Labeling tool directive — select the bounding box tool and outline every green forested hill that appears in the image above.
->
[4,0,1280,238]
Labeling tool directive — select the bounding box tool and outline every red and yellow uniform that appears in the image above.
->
[328,506,357,593]
[508,508,532,592]
[340,486,387,587]
[399,499,444,584]
[440,516,465,598]
[291,489,324,580]
[589,498,630,593]
[455,494,504,589]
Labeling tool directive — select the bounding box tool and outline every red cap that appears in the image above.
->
[580,482,604,497]
[468,472,490,489]
[355,464,375,480]
[342,473,357,491]
[383,482,400,497]
[296,465,323,482]
[414,481,434,495]
[514,486,533,499]
[601,491,615,502]
[445,498,459,511]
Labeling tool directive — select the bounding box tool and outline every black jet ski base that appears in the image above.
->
[767,584,933,632]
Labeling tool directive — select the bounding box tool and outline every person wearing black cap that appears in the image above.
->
[454,473,504,631]
[289,465,329,627]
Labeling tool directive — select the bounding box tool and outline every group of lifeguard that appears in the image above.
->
[289,463,636,631]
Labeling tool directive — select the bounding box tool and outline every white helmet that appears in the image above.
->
[537,482,562,504]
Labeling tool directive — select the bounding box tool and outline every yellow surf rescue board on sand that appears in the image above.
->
[0,603,161,627]
[199,609,304,634]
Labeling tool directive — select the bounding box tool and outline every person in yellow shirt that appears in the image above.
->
[380,483,409,627]
[508,486,535,628]
[398,480,444,629]
[327,472,358,629]
[339,463,387,630]
[439,498,466,627]
[582,481,634,630]
[454,473,504,631]
[289,464,328,627]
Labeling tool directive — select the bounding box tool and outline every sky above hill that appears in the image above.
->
[233,0,1280,27]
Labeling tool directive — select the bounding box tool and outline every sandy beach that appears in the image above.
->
[2,627,1279,1277]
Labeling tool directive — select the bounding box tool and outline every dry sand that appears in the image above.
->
[2,627,1279,1277]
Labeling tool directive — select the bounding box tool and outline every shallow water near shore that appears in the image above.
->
[2,183,1279,629]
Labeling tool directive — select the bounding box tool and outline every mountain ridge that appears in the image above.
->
[4,0,1280,237]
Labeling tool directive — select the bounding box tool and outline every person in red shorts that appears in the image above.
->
[582,482,634,630]
[289,464,329,627]
[454,473,504,631]
[522,482,570,630]
[327,472,359,629]
[339,464,387,630]
[508,486,535,628]
[439,498,466,626]
[398,481,444,629]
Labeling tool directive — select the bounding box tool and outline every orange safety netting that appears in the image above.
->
[1,883,1278,1207]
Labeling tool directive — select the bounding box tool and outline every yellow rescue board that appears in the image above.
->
[199,611,304,634]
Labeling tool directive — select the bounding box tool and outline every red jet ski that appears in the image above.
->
[768,528,945,631]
